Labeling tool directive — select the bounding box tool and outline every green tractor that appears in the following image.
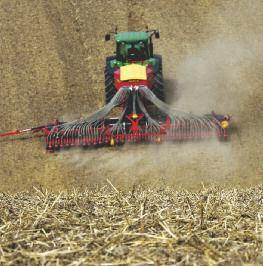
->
[104,30,165,104]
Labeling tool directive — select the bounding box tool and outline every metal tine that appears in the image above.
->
[111,107,127,134]
[139,85,218,139]
[47,86,131,144]
[137,96,160,131]
[137,96,161,137]
[139,86,219,136]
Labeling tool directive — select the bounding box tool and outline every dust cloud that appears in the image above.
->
[56,138,238,190]
[173,36,263,117]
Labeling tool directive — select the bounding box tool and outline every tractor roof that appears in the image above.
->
[115,32,149,43]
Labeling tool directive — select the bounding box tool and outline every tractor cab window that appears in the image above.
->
[117,41,149,62]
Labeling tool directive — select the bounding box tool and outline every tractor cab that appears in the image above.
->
[117,40,149,61]
[115,32,150,62]
[105,30,160,63]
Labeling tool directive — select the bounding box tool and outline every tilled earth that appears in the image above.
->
[0,0,262,192]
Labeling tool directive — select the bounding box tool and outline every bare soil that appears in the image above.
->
[0,0,262,192]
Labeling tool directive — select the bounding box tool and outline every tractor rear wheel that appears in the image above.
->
[151,55,165,102]
[104,56,116,104]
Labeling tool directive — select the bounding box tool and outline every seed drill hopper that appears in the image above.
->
[0,29,230,152]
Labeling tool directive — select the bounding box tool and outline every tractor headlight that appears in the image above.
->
[220,120,229,129]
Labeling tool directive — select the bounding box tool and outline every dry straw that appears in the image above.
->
[0,182,263,265]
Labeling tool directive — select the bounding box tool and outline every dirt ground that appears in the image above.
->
[0,0,262,192]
